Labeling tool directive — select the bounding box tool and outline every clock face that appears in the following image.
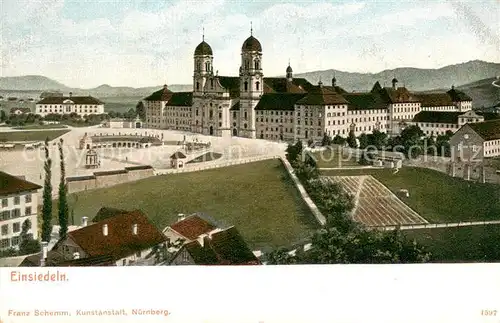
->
[464,134,469,139]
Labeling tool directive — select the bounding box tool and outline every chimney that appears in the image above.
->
[177,213,186,222]
[102,224,108,236]
[132,224,138,235]
[40,241,48,267]
[69,92,73,98]
[81,216,88,227]
[73,252,80,260]
[198,233,208,247]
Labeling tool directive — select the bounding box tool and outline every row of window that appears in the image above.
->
[393,106,419,113]
[1,195,31,208]
[417,123,460,129]
[485,140,500,147]
[1,219,32,236]
[0,234,33,249]
[1,207,32,221]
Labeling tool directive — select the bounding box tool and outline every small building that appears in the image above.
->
[51,209,167,266]
[163,213,218,250]
[9,107,31,115]
[35,92,105,117]
[0,172,42,250]
[411,110,484,136]
[367,150,404,168]
[450,119,500,162]
[170,151,187,169]
[167,226,261,266]
[103,116,143,129]
[84,149,99,169]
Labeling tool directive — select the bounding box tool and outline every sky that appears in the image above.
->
[1,0,499,88]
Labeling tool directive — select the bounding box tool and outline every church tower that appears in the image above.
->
[239,24,263,139]
[193,32,214,96]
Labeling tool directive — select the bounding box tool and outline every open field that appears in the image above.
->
[102,96,143,113]
[324,175,428,226]
[13,124,68,130]
[0,130,70,142]
[321,167,500,223]
[404,224,500,262]
[54,159,319,250]
[311,146,361,168]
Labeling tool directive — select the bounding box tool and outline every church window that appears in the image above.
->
[244,81,248,91]
[218,112,222,119]
[256,81,260,91]
[196,82,200,90]
[254,60,259,70]
[209,110,213,119]
[210,79,214,89]
[244,111,248,120]
[244,123,247,129]
[245,60,249,70]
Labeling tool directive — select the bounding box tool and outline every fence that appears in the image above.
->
[154,155,280,175]
[373,219,500,231]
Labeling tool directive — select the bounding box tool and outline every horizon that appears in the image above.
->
[1,0,499,88]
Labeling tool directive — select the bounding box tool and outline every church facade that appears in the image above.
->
[144,33,475,143]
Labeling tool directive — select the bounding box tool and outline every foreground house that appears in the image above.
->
[0,172,41,250]
[9,107,31,115]
[51,209,167,266]
[167,226,260,266]
[450,119,500,162]
[410,110,484,136]
[163,213,218,249]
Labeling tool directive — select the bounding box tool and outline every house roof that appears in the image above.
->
[379,87,419,104]
[179,226,260,265]
[36,96,103,105]
[57,255,116,266]
[412,111,463,124]
[468,119,500,141]
[296,85,348,105]
[170,151,186,159]
[218,76,241,98]
[324,85,348,94]
[343,93,387,110]
[165,92,193,106]
[168,214,217,240]
[414,93,454,107]
[255,93,307,111]
[263,78,310,94]
[19,250,65,267]
[447,88,472,102]
[143,85,174,101]
[93,207,129,223]
[0,171,42,196]
[56,210,167,259]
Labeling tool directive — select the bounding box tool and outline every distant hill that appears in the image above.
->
[1,60,499,99]
[294,60,500,92]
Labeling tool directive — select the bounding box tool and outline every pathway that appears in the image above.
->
[375,219,500,231]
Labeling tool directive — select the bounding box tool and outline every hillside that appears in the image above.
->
[295,60,500,92]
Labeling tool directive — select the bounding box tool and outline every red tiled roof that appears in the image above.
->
[414,93,454,107]
[180,226,260,265]
[0,171,42,196]
[296,84,348,105]
[169,214,216,240]
[170,151,187,159]
[63,210,166,258]
[36,96,103,105]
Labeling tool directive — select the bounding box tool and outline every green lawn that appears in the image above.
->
[312,146,361,168]
[102,96,143,113]
[321,167,500,223]
[404,224,500,262]
[57,159,319,250]
[0,130,70,142]
[187,152,223,164]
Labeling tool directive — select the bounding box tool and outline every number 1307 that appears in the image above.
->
[481,310,497,316]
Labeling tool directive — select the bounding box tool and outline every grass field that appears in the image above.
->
[312,146,361,168]
[0,130,70,142]
[13,124,68,130]
[102,96,143,113]
[404,224,500,262]
[57,159,319,250]
[321,167,500,223]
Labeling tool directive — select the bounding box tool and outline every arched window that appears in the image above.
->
[254,60,259,70]
[205,62,209,71]
[245,60,249,70]
[196,82,200,90]
[197,61,201,71]
[244,123,247,129]
[244,111,248,120]
[209,110,213,119]
[244,81,248,91]
[210,79,214,89]
[218,112,222,119]
[256,81,260,91]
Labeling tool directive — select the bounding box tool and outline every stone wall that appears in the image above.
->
[67,166,154,194]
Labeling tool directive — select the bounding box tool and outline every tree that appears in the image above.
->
[347,130,357,148]
[41,137,53,242]
[19,219,41,255]
[368,130,388,150]
[135,101,146,120]
[0,110,6,122]
[286,140,303,164]
[266,248,297,265]
[399,125,425,159]
[332,135,346,146]
[58,139,69,240]
[321,133,331,147]
[125,108,136,120]
[358,133,369,149]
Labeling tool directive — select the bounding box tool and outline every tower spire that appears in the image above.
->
[250,21,253,36]
[202,27,205,41]
[288,58,290,66]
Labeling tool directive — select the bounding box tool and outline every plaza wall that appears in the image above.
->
[67,166,154,194]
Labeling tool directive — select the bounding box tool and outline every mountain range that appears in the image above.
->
[1,60,499,106]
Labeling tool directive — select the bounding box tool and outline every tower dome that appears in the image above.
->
[286,65,293,73]
[242,35,262,52]
[194,41,213,56]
